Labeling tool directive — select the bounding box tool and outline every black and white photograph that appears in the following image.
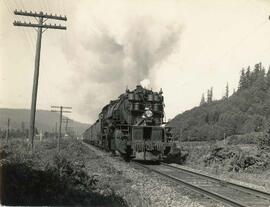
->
[1,0,270,206]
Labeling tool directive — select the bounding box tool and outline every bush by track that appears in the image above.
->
[0,138,127,206]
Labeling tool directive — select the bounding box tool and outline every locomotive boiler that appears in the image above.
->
[82,85,175,161]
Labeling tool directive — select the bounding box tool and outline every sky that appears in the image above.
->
[1,0,270,124]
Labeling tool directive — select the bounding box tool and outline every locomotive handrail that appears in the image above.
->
[82,85,171,161]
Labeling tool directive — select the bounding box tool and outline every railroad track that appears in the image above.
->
[134,162,270,207]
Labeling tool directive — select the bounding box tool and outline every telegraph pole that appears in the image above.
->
[51,106,72,152]
[6,118,10,142]
[65,118,69,132]
[55,122,58,139]
[13,10,67,151]
[62,118,72,134]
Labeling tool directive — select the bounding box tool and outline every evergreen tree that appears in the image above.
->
[200,93,206,105]
[223,82,229,99]
[246,66,251,87]
[238,68,247,90]
[251,62,262,84]
[207,89,210,103]
[210,87,213,102]
[266,66,270,87]
[206,88,213,103]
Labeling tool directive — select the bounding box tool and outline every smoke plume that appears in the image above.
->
[64,16,182,122]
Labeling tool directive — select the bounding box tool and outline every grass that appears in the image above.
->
[181,141,270,192]
[0,138,127,206]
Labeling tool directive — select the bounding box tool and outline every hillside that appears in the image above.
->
[0,108,89,135]
[169,63,270,141]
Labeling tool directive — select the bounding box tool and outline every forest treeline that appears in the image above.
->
[169,63,270,141]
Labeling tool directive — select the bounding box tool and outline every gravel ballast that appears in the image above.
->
[82,142,225,207]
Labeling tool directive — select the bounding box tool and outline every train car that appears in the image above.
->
[82,85,175,161]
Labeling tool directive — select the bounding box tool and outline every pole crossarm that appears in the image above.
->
[63,118,72,122]
[13,21,66,30]
[14,10,67,21]
[50,105,72,152]
[51,110,60,112]
[13,8,67,152]
[51,110,72,113]
[51,106,72,109]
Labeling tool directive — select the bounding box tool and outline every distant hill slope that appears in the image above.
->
[0,108,89,134]
[168,63,270,141]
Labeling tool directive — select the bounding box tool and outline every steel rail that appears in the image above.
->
[134,162,247,207]
[81,141,269,206]
[162,163,270,201]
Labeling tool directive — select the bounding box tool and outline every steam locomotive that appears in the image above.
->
[82,85,175,161]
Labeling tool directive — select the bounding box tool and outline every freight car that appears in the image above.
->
[82,85,175,161]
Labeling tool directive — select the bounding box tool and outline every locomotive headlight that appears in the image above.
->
[145,109,153,118]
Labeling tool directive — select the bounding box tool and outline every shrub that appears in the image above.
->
[0,140,127,206]
[226,132,263,145]
[257,132,270,150]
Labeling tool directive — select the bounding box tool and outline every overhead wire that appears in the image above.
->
[193,0,254,64]
[44,0,50,13]
[2,0,12,13]
[210,19,269,67]
[41,0,47,13]
[18,0,36,56]
[60,0,68,59]
[194,0,269,70]
[62,0,66,15]
[21,0,36,57]
[37,0,63,107]
[5,0,35,58]
[25,0,49,110]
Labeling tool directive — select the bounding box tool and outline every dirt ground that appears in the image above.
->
[1,138,226,207]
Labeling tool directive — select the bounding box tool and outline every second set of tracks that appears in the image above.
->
[134,161,270,207]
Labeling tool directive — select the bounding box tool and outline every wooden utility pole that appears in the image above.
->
[55,122,58,139]
[6,118,10,142]
[62,118,72,134]
[65,118,69,132]
[51,106,72,152]
[21,121,25,138]
[13,10,67,151]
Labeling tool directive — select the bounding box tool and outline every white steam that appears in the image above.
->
[140,79,151,89]
[62,16,182,122]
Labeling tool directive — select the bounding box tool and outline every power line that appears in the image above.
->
[44,0,50,12]
[30,2,52,101]
[13,0,20,10]
[13,9,67,152]
[61,0,66,16]
[2,0,12,13]
[195,0,254,61]
[4,1,35,58]
[40,0,47,13]
[3,0,35,56]
[206,19,268,68]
